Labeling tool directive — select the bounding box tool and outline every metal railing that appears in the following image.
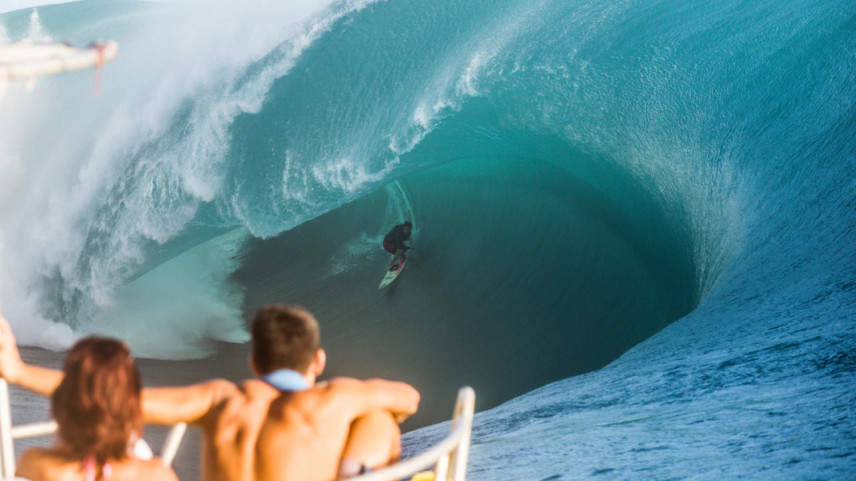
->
[351,386,475,481]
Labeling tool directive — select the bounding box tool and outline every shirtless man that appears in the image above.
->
[0,305,419,481]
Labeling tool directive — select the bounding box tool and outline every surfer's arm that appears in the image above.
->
[0,314,63,396]
[141,379,233,426]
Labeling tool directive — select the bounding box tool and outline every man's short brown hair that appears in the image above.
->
[251,304,320,375]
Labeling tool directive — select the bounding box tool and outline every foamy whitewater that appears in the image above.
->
[1,0,854,479]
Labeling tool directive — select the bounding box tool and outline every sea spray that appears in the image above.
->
[0,0,382,355]
[25,9,49,42]
[84,228,250,359]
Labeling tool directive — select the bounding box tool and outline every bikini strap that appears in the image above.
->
[82,454,113,481]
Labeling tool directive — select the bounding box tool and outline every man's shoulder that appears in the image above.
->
[268,378,371,421]
[202,377,245,398]
[282,377,366,407]
[187,377,247,410]
[233,378,285,402]
[318,376,366,391]
[202,379,278,428]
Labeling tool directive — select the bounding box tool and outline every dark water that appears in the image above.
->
[233,157,699,426]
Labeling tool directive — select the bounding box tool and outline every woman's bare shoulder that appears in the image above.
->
[19,452,177,481]
[16,448,72,480]
[112,457,178,481]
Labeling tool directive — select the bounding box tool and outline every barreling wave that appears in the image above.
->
[1,4,855,475]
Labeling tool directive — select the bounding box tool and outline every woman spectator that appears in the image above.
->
[13,336,178,481]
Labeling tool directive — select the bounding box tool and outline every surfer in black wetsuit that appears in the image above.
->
[383,221,413,268]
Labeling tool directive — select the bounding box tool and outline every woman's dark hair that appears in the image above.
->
[51,337,143,465]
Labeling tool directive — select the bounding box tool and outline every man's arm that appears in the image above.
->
[0,315,63,396]
[142,380,234,426]
[327,377,420,423]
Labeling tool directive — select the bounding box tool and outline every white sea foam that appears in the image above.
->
[25,8,50,41]
[83,229,250,359]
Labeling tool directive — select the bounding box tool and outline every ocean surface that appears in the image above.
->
[1,0,854,479]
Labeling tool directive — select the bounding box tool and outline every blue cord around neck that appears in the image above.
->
[261,368,310,392]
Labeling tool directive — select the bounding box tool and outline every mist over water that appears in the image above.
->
[1,0,855,479]
[0,0,370,354]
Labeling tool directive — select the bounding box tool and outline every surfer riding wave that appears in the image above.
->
[383,221,413,270]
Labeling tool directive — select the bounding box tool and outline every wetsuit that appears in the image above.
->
[383,224,411,254]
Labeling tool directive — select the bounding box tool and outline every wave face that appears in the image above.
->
[2,0,855,478]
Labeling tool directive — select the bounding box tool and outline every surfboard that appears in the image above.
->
[379,251,409,288]
[0,41,119,81]
[1,41,119,102]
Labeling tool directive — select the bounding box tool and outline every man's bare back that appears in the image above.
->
[140,304,419,481]
[191,379,282,481]
[256,378,414,481]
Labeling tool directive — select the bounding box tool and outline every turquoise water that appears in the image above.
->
[1,0,854,479]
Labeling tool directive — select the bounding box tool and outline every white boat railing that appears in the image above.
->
[0,379,186,481]
[350,386,475,481]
